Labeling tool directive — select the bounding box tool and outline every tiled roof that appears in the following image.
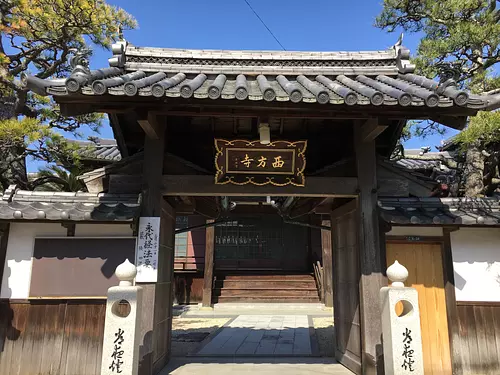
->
[0,185,139,221]
[379,197,500,226]
[71,138,122,162]
[438,135,459,151]
[395,158,441,170]
[379,158,436,186]
[22,39,500,111]
[1,184,498,226]
[393,150,455,171]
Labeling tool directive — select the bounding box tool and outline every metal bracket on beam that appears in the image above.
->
[175,219,229,235]
[283,219,331,231]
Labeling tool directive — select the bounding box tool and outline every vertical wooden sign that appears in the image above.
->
[135,217,160,282]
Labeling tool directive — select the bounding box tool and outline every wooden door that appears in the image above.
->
[386,242,452,375]
[331,210,362,374]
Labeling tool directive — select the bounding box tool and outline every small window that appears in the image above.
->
[175,216,189,257]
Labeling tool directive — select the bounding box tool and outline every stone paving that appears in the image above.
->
[196,315,312,356]
[180,302,332,317]
[159,357,353,375]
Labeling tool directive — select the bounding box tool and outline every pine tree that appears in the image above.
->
[0,0,136,190]
[377,0,500,196]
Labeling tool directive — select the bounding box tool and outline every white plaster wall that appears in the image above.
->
[451,228,500,302]
[1,223,66,299]
[387,226,443,237]
[1,222,134,299]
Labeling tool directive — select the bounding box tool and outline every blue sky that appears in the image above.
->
[31,0,458,170]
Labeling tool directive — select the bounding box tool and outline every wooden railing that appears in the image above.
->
[174,256,204,272]
[313,260,324,302]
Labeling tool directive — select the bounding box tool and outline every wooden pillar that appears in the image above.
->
[137,116,176,375]
[321,219,333,307]
[354,120,387,375]
[443,227,462,375]
[202,219,215,307]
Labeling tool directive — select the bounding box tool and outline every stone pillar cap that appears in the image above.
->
[115,259,136,286]
[387,260,408,287]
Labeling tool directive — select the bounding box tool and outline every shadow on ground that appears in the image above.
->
[314,324,335,357]
[171,320,228,357]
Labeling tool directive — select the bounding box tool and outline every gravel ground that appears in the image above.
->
[171,317,230,357]
[312,316,335,357]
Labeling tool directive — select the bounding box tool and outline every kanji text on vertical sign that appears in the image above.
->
[109,328,125,373]
[135,217,160,282]
[402,327,415,372]
[215,139,307,186]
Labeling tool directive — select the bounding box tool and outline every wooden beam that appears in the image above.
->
[108,113,129,158]
[331,198,357,218]
[173,202,195,214]
[314,199,334,214]
[202,219,215,307]
[137,112,161,140]
[289,197,328,218]
[193,197,218,219]
[430,115,467,130]
[360,118,388,143]
[179,196,194,206]
[55,95,479,124]
[162,175,358,197]
[354,120,387,374]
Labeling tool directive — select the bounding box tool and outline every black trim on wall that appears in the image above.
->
[0,223,10,294]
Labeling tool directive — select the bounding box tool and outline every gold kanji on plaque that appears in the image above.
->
[214,139,306,187]
[257,156,267,168]
[272,156,285,168]
[240,154,254,168]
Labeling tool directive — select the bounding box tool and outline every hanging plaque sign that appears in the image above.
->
[215,139,307,186]
[135,217,160,282]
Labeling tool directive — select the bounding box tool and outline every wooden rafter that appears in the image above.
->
[360,118,388,143]
[288,197,329,218]
[137,112,162,140]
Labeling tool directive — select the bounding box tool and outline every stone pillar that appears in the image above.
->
[380,261,424,375]
[101,259,143,375]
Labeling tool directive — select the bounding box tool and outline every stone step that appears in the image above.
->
[222,274,314,281]
[215,280,316,289]
[215,288,319,297]
[213,273,319,303]
[216,296,320,303]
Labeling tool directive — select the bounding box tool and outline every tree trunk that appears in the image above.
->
[483,148,500,196]
[464,145,485,196]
